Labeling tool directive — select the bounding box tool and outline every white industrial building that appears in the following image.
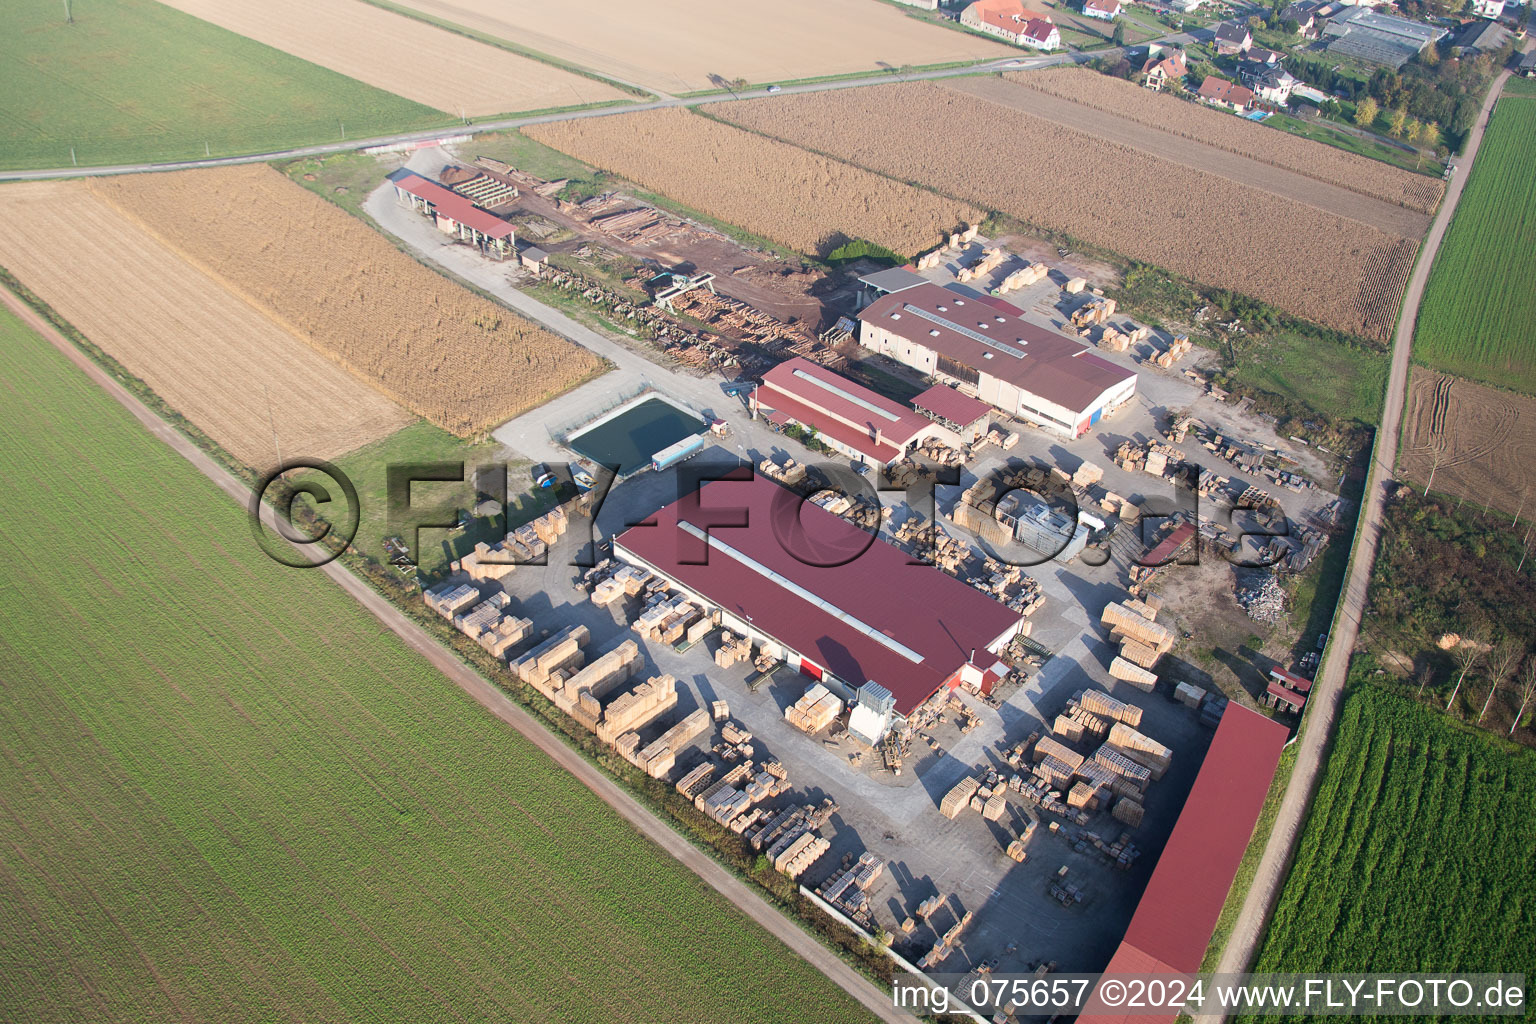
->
[857,283,1137,438]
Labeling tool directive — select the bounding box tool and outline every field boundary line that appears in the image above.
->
[0,280,910,1024]
[1197,66,1514,1021]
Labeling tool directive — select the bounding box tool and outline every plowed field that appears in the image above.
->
[0,181,409,464]
[155,0,627,115]
[1005,68,1443,214]
[1399,368,1536,517]
[709,83,1416,340]
[525,108,981,257]
[90,165,602,436]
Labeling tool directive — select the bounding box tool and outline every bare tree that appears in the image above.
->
[1445,635,1485,713]
[1477,639,1522,724]
[1415,660,1435,697]
[1511,659,1536,738]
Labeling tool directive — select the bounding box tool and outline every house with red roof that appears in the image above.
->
[1196,74,1256,112]
[1140,48,1189,91]
[961,0,1058,48]
[1084,0,1122,20]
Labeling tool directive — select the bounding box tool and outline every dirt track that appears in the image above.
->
[1200,66,1514,1019]
[941,77,1431,240]
[0,283,905,1024]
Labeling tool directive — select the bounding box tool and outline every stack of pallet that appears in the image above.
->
[508,523,546,563]
[821,853,884,912]
[1071,462,1104,489]
[771,831,830,879]
[1151,335,1193,368]
[1006,838,1030,862]
[1066,782,1100,810]
[721,722,752,745]
[1093,745,1152,790]
[1102,602,1175,655]
[714,632,752,669]
[477,613,533,659]
[625,708,711,779]
[512,625,589,689]
[675,761,717,801]
[554,640,643,725]
[1032,735,1085,771]
[1113,797,1145,827]
[1108,723,1173,781]
[684,617,715,647]
[758,456,806,486]
[591,575,626,606]
[982,789,1008,821]
[940,777,980,819]
[784,684,843,734]
[1109,656,1158,693]
[1097,325,1130,352]
[1076,688,1143,728]
[595,673,678,744]
[1070,297,1116,328]
[424,582,479,619]
[457,541,518,582]
[1034,756,1075,789]
[632,595,699,643]
[453,592,509,636]
[994,261,1047,293]
[531,507,567,545]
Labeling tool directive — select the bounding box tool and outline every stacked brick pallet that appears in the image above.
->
[595,673,678,744]
[675,761,717,801]
[770,831,830,879]
[1113,797,1145,827]
[476,613,533,659]
[424,582,479,619]
[1110,656,1158,692]
[1108,722,1173,781]
[784,683,843,734]
[1093,745,1152,791]
[1102,602,1175,653]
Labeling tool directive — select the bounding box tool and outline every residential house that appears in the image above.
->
[1020,17,1062,48]
[1247,45,1286,63]
[1280,1,1322,37]
[1213,20,1254,53]
[1520,49,1536,77]
[961,0,1057,45]
[1239,59,1299,103]
[890,0,940,8]
[1141,49,1189,90]
[1197,75,1256,111]
[1469,0,1504,17]
[1083,0,1122,19]
[1455,18,1509,52]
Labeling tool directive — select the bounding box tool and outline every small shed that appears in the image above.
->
[519,245,549,275]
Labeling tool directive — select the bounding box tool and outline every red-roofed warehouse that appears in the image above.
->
[388,168,516,259]
[1079,703,1290,1023]
[614,474,1026,717]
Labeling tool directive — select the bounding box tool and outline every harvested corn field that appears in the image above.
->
[0,181,409,463]
[91,165,602,436]
[525,108,980,257]
[1005,69,1444,215]
[154,0,627,116]
[711,83,1416,340]
[387,0,1012,93]
[1399,368,1536,518]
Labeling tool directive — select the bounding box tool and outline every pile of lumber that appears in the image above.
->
[784,683,843,734]
[549,639,642,723]
[771,832,830,879]
[994,261,1048,293]
[457,541,519,582]
[1070,296,1116,328]
[1150,335,1193,368]
[424,581,479,619]
[1092,744,1152,790]
[1102,601,1175,654]
[1109,656,1158,692]
[632,595,699,643]
[1107,722,1172,781]
[758,455,806,485]
[1071,462,1104,489]
[476,612,533,659]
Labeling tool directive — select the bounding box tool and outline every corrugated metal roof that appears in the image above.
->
[1080,704,1290,1023]
[615,475,1024,715]
[387,168,515,240]
[860,284,1135,416]
[911,383,993,427]
[757,357,928,463]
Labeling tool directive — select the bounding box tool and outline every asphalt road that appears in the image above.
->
[1200,65,1514,1013]
[0,282,913,1024]
[0,52,1084,184]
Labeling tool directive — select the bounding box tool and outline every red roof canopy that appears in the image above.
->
[756,357,929,463]
[911,384,993,427]
[388,168,515,240]
[615,474,1024,714]
[1080,704,1289,1023]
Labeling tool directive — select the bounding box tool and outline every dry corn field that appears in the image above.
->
[153,0,627,116]
[90,165,602,436]
[387,0,1012,94]
[710,83,1416,340]
[524,108,981,257]
[0,181,410,464]
[1006,69,1444,215]
[1400,368,1536,517]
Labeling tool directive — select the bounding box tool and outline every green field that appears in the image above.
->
[1225,330,1389,426]
[0,304,872,1024]
[1247,684,1536,1013]
[1,0,449,171]
[1413,92,1536,395]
